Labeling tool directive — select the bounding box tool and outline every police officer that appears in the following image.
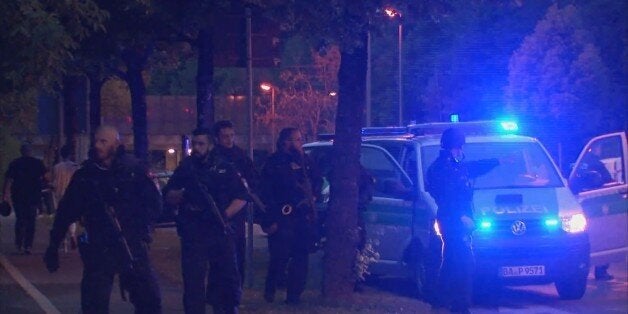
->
[260,127,322,304]
[43,126,163,314]
[211,120,259,283]
[426,128,500,313]
[164,127,246,314]
[2,143,47,255]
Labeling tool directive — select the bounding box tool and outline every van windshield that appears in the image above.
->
[421,142,563,189]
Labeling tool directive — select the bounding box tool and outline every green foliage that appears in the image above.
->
[0,0,106,130]
[506,4,620,138]
[266,1,384,51]
[403,0,552,123]
[147,58,198,95]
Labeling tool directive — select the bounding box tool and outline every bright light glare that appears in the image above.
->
[500,121,519,132]
[167,148,176,154]
[260,83,272,91]
[562,213,586,233]
[385,8,400,18]
[328,91,337,97]
[186,148,192,156]
[544,218,559,227]
[480,220,492,229]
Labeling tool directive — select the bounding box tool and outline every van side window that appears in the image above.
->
[571,135,625,193]
[361,147,412,199]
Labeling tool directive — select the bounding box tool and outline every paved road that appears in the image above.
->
[1,214,626,313]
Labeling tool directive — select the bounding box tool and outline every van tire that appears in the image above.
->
[555,270,587,300]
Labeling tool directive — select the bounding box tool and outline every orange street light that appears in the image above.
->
[385,8,401,18]
[259,83,272,92]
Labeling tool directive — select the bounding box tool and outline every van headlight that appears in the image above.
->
[561,213,587,233]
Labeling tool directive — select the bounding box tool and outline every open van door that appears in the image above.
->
[359,144,415,274]
[304,143,415,275]
[569,132,628,266]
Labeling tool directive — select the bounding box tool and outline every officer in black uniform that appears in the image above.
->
[260,127,322,305]
[211,120,259,283]
[43,126,162,314]
[3,143,47,255]
[426,128,500,313]
[164,127,247,314]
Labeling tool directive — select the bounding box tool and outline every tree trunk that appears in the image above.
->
[323,37,367,300]
[87,71,105,140]
[62,75,84,152]
[124,48,149,161]
[196,27,214,129]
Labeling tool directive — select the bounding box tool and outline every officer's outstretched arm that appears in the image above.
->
[467,158,500,178]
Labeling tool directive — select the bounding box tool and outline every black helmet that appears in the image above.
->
[441,128,465,149]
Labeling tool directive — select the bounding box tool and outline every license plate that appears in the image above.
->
[500,265,545,277]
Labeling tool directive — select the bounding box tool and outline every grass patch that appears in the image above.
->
[149,228,430,313]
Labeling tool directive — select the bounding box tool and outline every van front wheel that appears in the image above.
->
[555,270,587,300]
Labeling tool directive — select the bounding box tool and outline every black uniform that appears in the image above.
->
[5,155,46,252]
[211,145,259,283]
[426,150,498,311]
[46,155,162,314]
[163,153,247,314]
[260,151,322,303]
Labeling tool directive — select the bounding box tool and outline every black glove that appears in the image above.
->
[43,247,59,273]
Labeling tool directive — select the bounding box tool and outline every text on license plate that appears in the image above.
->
[500,265,545,277]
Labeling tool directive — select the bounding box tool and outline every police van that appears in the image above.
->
[304,120,591,300]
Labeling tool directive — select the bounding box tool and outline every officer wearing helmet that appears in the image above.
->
[426,128,501,313]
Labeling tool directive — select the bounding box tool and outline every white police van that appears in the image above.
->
[304,120,590,300]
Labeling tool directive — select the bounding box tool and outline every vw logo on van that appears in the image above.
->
[511,220,527,235]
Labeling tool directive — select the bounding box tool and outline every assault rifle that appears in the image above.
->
[184,174,228,233]
[238,175,266,214]
[89,176,137,302]
[103,205,136,301]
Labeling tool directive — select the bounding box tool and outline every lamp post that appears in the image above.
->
[366,29,372,127]
[260,83,276,147]
[385,8,403,126]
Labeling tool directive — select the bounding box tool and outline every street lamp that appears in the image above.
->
[259,82,276,147]
[385,8,403,126]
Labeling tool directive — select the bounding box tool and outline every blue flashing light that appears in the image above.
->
[450,114,460,123]
[499,121,519,132]
[544,218,559,228]
[479,220,492,230]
